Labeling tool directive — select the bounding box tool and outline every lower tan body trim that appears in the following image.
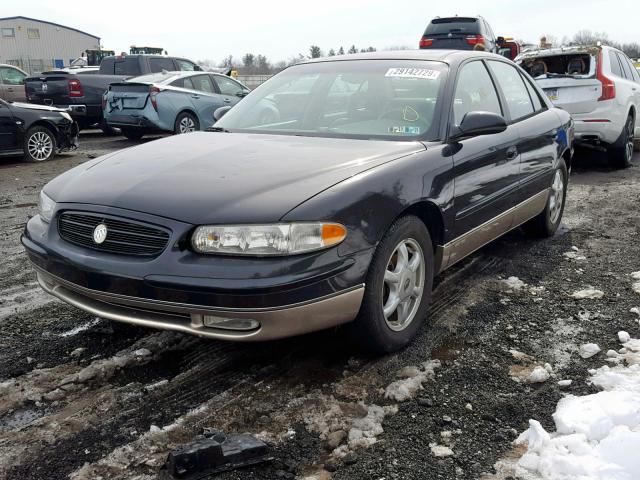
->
[36,269,364,342]
[438,189,549,272]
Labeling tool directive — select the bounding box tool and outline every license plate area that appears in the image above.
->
[544,88,558,101]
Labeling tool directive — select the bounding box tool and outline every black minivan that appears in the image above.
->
[419,16,498,53]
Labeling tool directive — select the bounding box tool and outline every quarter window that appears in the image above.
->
[521,74,544,112]
[27,28,40,39]
[453,61,502,126]
[609,53,623,77]
[488,60,535,121]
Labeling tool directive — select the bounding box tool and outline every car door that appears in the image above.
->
[0,101,19,150]
[211,75,247,108]
[184,74,220,127]
[618,53,640,137]
[487,60,559,204]
[0,66,27,102]
[450,60,521,245]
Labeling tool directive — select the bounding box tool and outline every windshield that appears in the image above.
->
[215,60,448,141]
[425,18,479,35]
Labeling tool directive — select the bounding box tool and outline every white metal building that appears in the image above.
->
[0,16,100,74]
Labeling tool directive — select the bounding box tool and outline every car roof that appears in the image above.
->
[301,49,508,67]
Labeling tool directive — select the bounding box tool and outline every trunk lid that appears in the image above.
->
[25,74,72,104]
[517,48,602,114]
[105,83,152,111]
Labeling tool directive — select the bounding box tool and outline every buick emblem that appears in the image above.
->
[93,223,108,244]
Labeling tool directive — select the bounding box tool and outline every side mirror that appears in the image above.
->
[213,106,232,121]
[236,88,250,98]
[451,111,507,141]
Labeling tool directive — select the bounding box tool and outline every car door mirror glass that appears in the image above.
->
[213,106,232,121]
[236,89,250,98]
[452,111,507,140]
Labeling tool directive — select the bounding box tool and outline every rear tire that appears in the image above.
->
[174,112,199,134]
[609,114,635,169]
[347,215,434,354]
[523,159,568,238]
[23,126,56,162]
[121,128,144,141]
[100,118,118,136]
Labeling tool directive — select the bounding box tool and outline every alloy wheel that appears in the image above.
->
[27,131,53,161]
[549,169,564,224]
[179,116,196,133]
[382,238,426,332]
[625,117,634,164]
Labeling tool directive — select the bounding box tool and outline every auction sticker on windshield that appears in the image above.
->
[385,68,441,80]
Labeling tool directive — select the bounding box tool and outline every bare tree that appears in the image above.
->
[309,45,322,58]
[348,45,358,54]
[338,46,345,55]
[328,49,336,56]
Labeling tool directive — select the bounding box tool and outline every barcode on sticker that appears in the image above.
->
[385,68,441,80]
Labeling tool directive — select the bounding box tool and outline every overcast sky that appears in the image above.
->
[3,0,639,63]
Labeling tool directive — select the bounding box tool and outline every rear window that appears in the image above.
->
[425,18,479,35]
[149,57,176,73]
[130,72,180,84]
[519,53,594,79]
[114,57,142,76]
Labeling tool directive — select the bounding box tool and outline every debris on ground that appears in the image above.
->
[579,343,601,359]
[160,429,272,479]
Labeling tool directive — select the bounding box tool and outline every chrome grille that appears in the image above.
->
[57,212,171,257]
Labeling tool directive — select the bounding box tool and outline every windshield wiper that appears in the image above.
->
[205,126,230,133]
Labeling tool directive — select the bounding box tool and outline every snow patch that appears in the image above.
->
[515,334,640,480]
[579,343,601,359]
[430,443,454,457]
[528,366,550,383]
[58,318,101,337]
[500,276,526,291]
[571,288,604,300]
[384,360,440,402]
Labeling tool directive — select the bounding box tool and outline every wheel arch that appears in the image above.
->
[175,108,200,129]
[27,120,59,138]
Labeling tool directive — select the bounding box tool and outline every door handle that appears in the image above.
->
[223,98,231,103]
[506,147,518,160]
[191,94,200,99]
[7,87,14,92]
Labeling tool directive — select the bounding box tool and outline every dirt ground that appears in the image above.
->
[0,132,639,480]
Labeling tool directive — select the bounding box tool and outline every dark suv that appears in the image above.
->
[419,16,497,52]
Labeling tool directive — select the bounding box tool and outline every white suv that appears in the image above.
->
[516,45,640,168]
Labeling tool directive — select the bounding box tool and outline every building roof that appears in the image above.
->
[0,16,100,40]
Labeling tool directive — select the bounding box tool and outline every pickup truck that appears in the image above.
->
[24,55,202,133]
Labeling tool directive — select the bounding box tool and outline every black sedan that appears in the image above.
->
[22,50,573,352]
[0,100,78,162]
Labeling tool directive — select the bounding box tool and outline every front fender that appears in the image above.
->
[281,146,454,256]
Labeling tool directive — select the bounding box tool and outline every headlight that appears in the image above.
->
[60,111,72,122]
[38,190,56,223]
[192,223,347,255]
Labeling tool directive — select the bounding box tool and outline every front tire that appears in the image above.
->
[609,114,635,169]
[523,159,568,238]
[174,112,199,134]
[24,126,56,162]
[348,215,434,353]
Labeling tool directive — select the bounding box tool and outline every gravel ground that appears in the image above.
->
[0,132,638,480]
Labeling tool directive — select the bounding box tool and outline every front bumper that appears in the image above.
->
[35,267,364,341]
[56,122,79,151]
[22,208,371,341]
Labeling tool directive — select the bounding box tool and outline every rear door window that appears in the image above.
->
[452,60,502,126]
[176,59,197,71]
[190,75,215,93]
[0,67,26,85]
[149,57,176,73]
[616,53,633,80]
[114,57,141,76]
[521,74,544,112]
[488,60,535,121]
[624,57,640,83]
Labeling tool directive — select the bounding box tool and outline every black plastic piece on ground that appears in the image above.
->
[160,429,273,479]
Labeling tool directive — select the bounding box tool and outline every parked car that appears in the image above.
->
[497,37,523,60]
[103,71,249,139]
[419,16,498,52]
[23,50,573,353]
[24,54,203,133]
[0,99,78,162]
[0,64,28,102]
[517,45,640,168]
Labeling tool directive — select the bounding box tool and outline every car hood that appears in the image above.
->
[46,132,425,224]
[11,102,67,113]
